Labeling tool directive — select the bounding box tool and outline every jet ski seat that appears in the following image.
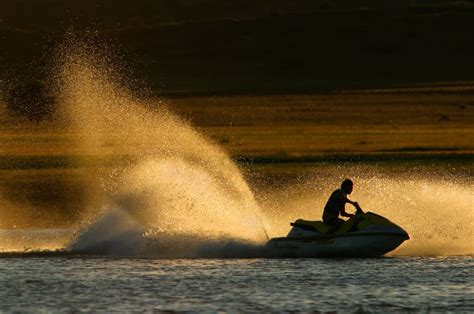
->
[291,219,331,234]
[290,213,398,236]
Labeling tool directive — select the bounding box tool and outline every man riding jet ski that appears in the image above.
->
[322,179,362,232]
[265,179,409,257]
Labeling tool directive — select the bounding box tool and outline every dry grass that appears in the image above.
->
[167,87,474,157]
[1,86,473,158]
[0,85,473,227]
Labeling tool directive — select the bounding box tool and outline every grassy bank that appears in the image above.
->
[168,86,474,157]
[2,86,474,158]
[0,87,472,227]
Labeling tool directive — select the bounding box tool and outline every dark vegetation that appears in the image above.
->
[5,81,56,121]
[1,0,474,93]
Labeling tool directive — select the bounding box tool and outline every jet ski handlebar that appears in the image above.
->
[355,203,364,215]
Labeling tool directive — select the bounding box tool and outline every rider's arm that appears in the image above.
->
[345,198,364,215]
[345,198,357,206]
[341,196,358,217]
[340,210,354,218]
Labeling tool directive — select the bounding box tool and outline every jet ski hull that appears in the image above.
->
[266,212,410,257]
[266,232,408,257]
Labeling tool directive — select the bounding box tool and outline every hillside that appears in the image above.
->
[1,1,474,93]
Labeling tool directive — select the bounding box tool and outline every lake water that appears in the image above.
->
[0,160,472,312]
[0,256,472,312]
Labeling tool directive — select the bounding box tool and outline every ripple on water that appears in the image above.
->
[0,257,472,312]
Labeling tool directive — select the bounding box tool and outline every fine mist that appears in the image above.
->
[51,37,268,255]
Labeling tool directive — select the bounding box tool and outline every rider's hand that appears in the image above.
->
[355,203,364,214]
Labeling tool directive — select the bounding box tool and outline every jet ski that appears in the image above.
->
[266,211,409,257]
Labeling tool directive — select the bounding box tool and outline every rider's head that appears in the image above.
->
[341,179,353,194]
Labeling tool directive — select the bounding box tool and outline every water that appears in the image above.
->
[0,37,473,311]
[0,257,472,312]
[52,36,268,244]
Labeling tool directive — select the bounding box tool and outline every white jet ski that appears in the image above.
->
[266,211,409,257]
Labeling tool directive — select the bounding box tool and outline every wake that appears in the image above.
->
[66,208,264,258]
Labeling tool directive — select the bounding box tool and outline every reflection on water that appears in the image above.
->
[0,257,472,312]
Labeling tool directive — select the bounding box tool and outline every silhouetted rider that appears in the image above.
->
[322,179,362,231]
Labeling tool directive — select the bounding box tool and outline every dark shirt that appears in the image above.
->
[322,189,347,222]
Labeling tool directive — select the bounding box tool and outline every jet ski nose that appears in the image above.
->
[392,226,410,240]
